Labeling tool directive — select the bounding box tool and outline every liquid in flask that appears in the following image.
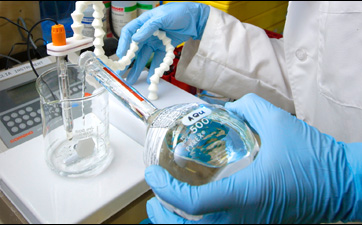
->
[79,51,259,220]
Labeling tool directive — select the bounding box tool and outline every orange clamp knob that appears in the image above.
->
[51,24,66,46]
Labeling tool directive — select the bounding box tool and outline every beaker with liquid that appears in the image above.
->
[36,64,113,177]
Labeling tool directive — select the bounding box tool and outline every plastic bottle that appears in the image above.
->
[137,1,160,16]
[103,1,112,38]
[81,4,107,39]
[111,1,138,37]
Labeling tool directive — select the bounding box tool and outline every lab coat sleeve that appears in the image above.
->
[176,6,295,114]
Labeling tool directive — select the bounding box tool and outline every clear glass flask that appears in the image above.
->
[36,64,113,177]
[79,51,259,219]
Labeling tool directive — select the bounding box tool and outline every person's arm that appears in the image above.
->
[176,6,295,114]
[116,2,294,114]
[145,93,362,223]
[116,2,210,84]
[343,142,362,221]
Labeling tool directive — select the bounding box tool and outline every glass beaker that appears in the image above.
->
[36,64,113,177]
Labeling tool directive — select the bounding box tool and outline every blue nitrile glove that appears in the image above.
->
[145,93,362,224]
[116,2,210,85]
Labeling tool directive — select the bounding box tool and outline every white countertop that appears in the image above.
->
[0,71,205,224]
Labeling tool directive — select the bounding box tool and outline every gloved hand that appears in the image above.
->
[116,2,210,85]
[145,93,362,224]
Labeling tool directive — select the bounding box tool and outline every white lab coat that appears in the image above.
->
[176,1,362,143]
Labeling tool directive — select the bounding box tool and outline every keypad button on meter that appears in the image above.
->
[11,113,18,118]
[23,115,30,120]
[7,121,15,127]
[30,112,37,117]
[11,127,19,133]
[27,120,34,126]
[26,107,33,112]
[3,116,10,122]
[15,118,22,123]
[19,123,26,129]
[34,117,41,123]
[18,109,26,115]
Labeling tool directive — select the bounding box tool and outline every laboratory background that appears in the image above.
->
[0,1,289,224]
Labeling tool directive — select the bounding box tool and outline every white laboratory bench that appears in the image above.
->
[0,71,205,224]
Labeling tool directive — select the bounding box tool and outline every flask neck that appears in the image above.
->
[80,51,157,124]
